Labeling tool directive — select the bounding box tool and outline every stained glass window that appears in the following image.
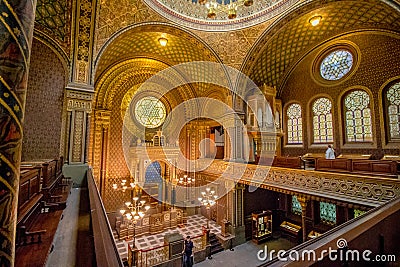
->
[354,209,366,218]
[312,97,333,143]
[320,202,336,225]
[135,97,166,128]
[291,196,302,215]
[344,90,373,142]
[386,82,400,140]
[320,50,353,80]
[287,103,302,144]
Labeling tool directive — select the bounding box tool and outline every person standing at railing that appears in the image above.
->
[182,235,194,267]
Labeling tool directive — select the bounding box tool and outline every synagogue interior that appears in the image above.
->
[0,0,399,266]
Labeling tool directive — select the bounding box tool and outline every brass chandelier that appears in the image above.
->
[200,0,254,19]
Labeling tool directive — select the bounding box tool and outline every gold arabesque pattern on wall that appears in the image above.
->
[95,0,165,55]
[194,20,272,70]
[94,23,220,82]
[22,39,66,161]
[244,0,400,91]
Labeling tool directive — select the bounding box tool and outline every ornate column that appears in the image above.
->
[92,109,110,192]
[297,196,310,242]
[227,183,245,244]
[0,0,37,265]
[223,115,245,162]
[65,89,93,164]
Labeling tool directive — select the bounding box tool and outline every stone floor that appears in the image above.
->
[113,214,221,260]
[194,238,297,267]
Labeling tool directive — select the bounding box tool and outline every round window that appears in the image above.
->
[134,96,166,128]
[320,50,353,81]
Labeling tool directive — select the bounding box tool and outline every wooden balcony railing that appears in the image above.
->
[87,167,124,267]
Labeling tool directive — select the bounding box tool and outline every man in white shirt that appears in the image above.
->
[325,145,335,159]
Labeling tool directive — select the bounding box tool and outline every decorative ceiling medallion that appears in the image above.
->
[143,0,299,31]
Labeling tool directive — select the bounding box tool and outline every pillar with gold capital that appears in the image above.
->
[297,196,310,242]
[0,0,37,265]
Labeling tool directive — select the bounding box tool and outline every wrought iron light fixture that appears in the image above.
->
[198,187,218,228]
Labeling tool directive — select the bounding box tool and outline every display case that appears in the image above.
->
[252,211,272,244]
[280,221,301,243]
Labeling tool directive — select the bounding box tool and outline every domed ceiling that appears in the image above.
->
[143,0,300,31]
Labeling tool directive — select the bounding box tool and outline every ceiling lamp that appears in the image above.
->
[309,16,322,26]
[203,0,254,20]
[158,37,168,46]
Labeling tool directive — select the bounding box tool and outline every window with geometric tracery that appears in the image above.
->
[385,82,400,140]
[320,202,336,225]
[343,90,373,142]
[354,209,366,218]
[134,96,166,128]
[291,196,302,215]
[320,50,353,81]
[312,97,333,143]
[287,103,302,144]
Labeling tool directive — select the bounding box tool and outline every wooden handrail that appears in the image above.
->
[87,167,124,267]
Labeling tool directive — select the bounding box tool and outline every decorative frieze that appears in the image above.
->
[199,159,400,207]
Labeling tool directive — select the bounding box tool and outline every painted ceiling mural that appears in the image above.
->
[33,0,400,93]
[34,0,72,53]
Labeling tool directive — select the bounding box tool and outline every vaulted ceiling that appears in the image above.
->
[242,0,400,95]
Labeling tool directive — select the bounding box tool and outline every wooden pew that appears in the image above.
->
[272,156,302,169]
[351,160,397,178]
[337,154,371,160]
[17,168,46,246]
[301,153,325,168]
[315,158,352,173]
[315,158,398,178]
[381,155,400,174]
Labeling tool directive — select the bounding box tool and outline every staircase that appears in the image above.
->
[209,233,224,256]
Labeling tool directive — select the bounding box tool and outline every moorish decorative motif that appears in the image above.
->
[0,0,36,265]
[65,89,93,163]
[143,0,298,31]
[34,0,72,52]
[73,0,96,84]
[198,159,400,207]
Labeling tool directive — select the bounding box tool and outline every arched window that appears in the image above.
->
[343,90,372,142]
[286,103,302,144]
[385,82,400,141]
[312,97,333,143]
[320,202,336,225]
[291,196,302,215]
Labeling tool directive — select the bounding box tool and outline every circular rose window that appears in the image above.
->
[320,50,353,81]
[134,96,166,128]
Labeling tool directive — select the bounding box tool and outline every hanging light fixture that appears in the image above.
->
[309,16,322,26]
[158,37,168,46]
[202,0,254,20]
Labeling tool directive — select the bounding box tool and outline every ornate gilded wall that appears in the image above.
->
[22,38,66,161]
[281,32,400,158]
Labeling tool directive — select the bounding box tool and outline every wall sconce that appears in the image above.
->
[158,37,168,46]
[309,16,322,26]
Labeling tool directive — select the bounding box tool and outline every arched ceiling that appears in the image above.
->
[94,23,222,82]
[243,0,400,96]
